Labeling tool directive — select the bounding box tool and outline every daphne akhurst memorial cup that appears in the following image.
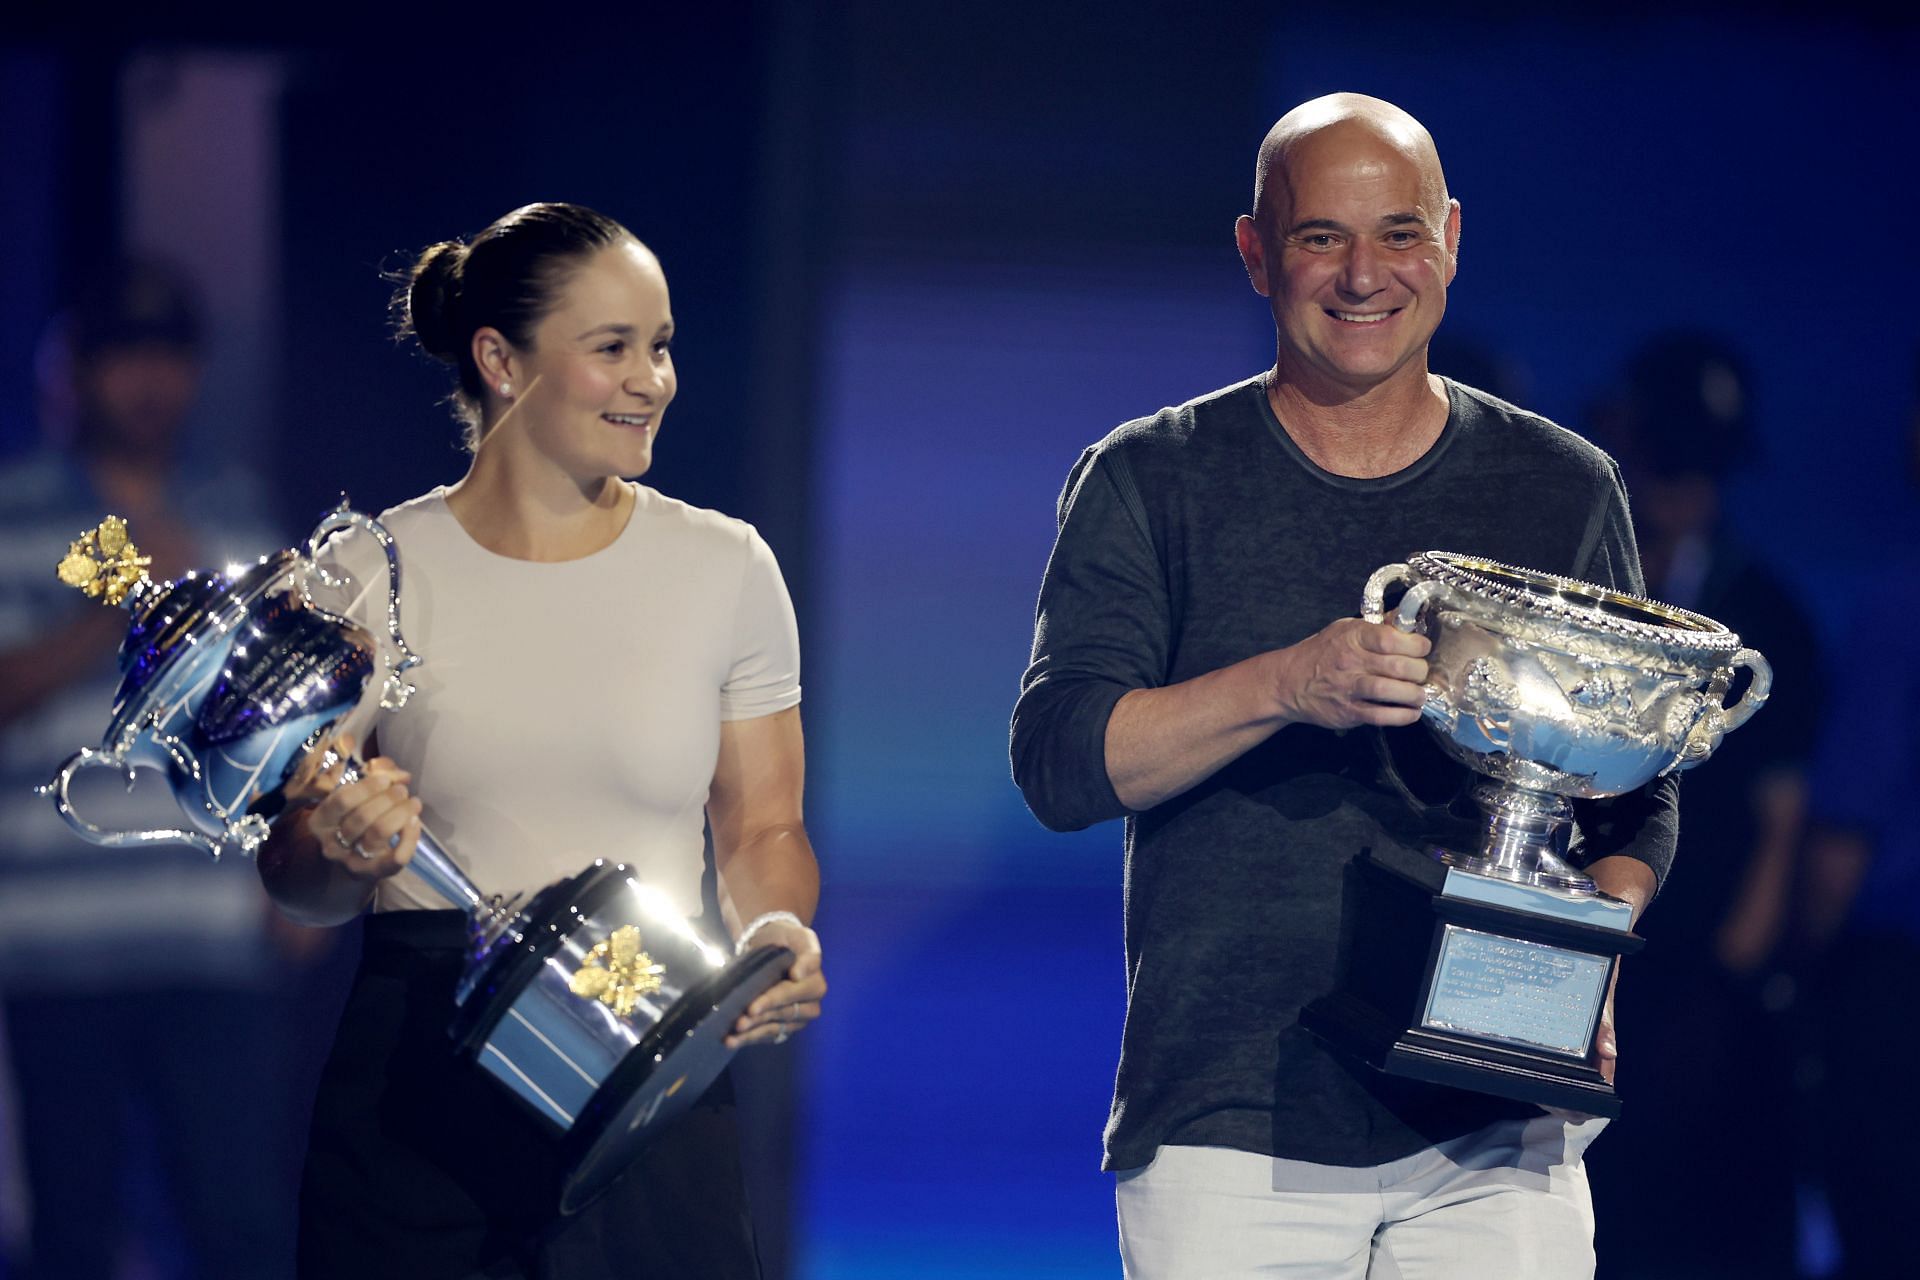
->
[1300,550,1771,1116]
[39,505,790,1212]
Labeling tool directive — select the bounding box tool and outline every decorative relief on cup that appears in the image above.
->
[56,517,152,605]
[1462,658,1519,750]
[569,926,666,1018]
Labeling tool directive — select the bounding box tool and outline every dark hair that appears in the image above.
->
[394,201,633,448]
[70,257,204,358]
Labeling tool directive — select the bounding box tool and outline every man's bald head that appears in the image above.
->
[1252,94,1449,232]
[1231,92,1462,403]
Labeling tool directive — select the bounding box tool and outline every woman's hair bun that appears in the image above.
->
[391,203,635,450]
[406,240,467,362]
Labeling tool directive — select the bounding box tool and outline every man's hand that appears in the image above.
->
[1104,616,1432,812]
[1594,964,1620,1085]
[1583,855,1654,1086]
[1272,617,1431,730]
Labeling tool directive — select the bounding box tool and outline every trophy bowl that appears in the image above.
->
[40,508,414,858]
[1364,551,1772,893]
[40,506,789,1213]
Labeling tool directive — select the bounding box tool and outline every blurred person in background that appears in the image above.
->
[1794,349,1920,1279]
[0,259,315,1279]
[1583,332,1823,1279]
[1425,332,1530,408]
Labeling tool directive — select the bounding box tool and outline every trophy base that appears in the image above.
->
[559,945,788,1215]
[1300,843,1641,1118]
[447,862,792,1215]
[1302,992,1624,1117]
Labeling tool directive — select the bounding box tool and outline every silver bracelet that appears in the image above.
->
[735,910,803,956]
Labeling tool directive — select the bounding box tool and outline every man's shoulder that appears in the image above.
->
[1449,379,1619,485]
[1087,375,1266,465]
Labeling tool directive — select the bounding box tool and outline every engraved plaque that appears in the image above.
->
[1422,924,1610,1057]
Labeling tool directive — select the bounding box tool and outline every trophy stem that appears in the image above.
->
[1432,783,1598,895]
[335,755,503,928]
[410,825,487,914]
[410,826,520,963]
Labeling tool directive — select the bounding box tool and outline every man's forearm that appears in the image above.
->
[1585,855,1657,926]
[1104,650,1290,812]
[1802,827,1871,947]
[1715,772,1808,971]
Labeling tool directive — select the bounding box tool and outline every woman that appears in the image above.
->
[258,202,825,1279]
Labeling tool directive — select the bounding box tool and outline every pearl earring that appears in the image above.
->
[498,382,512,398]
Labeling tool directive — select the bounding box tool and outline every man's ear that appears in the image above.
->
[1235,214,1272,299]
[1443,199,1461,284]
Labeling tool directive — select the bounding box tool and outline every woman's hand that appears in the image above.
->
[726,919,827,1049]
[288,732,422,881]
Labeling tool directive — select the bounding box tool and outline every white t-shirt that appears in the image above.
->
[325,483,801,917]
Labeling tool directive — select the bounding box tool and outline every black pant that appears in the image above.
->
[297,911,762,1280]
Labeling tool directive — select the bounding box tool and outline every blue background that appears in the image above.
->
[3,4,1915,1276]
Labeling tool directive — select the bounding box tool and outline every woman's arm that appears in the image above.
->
[707,705,826,1047]
[256,733,422,927]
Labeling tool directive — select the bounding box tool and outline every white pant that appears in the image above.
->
[1115,1111,1608,1279]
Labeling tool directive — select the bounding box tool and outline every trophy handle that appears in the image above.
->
[1389,580,1451,634]
[1362,563,1414,623]
[38,747,240,859]
[1672,647,1774,770]
[304,501,422,711]
[1718,647,1773,733]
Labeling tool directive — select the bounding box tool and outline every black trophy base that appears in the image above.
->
[1300,844,1643,1119]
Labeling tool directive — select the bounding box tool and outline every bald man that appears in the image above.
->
[1011,95,1675,1277]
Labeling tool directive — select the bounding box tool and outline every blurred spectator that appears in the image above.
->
[1426,332,1531,409]
[1584,332,1824,1279]
[1795,350,1920,1279]
[0,259,315,1279]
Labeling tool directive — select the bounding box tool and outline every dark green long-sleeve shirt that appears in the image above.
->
[1011,376,1679,1171]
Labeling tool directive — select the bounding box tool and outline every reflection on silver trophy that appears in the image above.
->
[1300,551,1770,1116]
[1364,551,1772,893]
[38,504,789,1213]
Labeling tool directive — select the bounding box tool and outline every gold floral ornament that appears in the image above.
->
[568,926,666,1019]
[55,517,152,606]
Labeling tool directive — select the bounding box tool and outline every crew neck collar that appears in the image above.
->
[1256,377,1462,493]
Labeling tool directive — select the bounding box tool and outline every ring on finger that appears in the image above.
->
[352,840,376,860]
[331,828,354,850]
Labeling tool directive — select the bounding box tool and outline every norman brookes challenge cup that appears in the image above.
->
[1300,551,1771,1117]
[39,505,790,1213]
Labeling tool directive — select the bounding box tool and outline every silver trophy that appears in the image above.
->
[40,505,788,1213]
[1363,551,1772,892]
[1301,551,1770,1116]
